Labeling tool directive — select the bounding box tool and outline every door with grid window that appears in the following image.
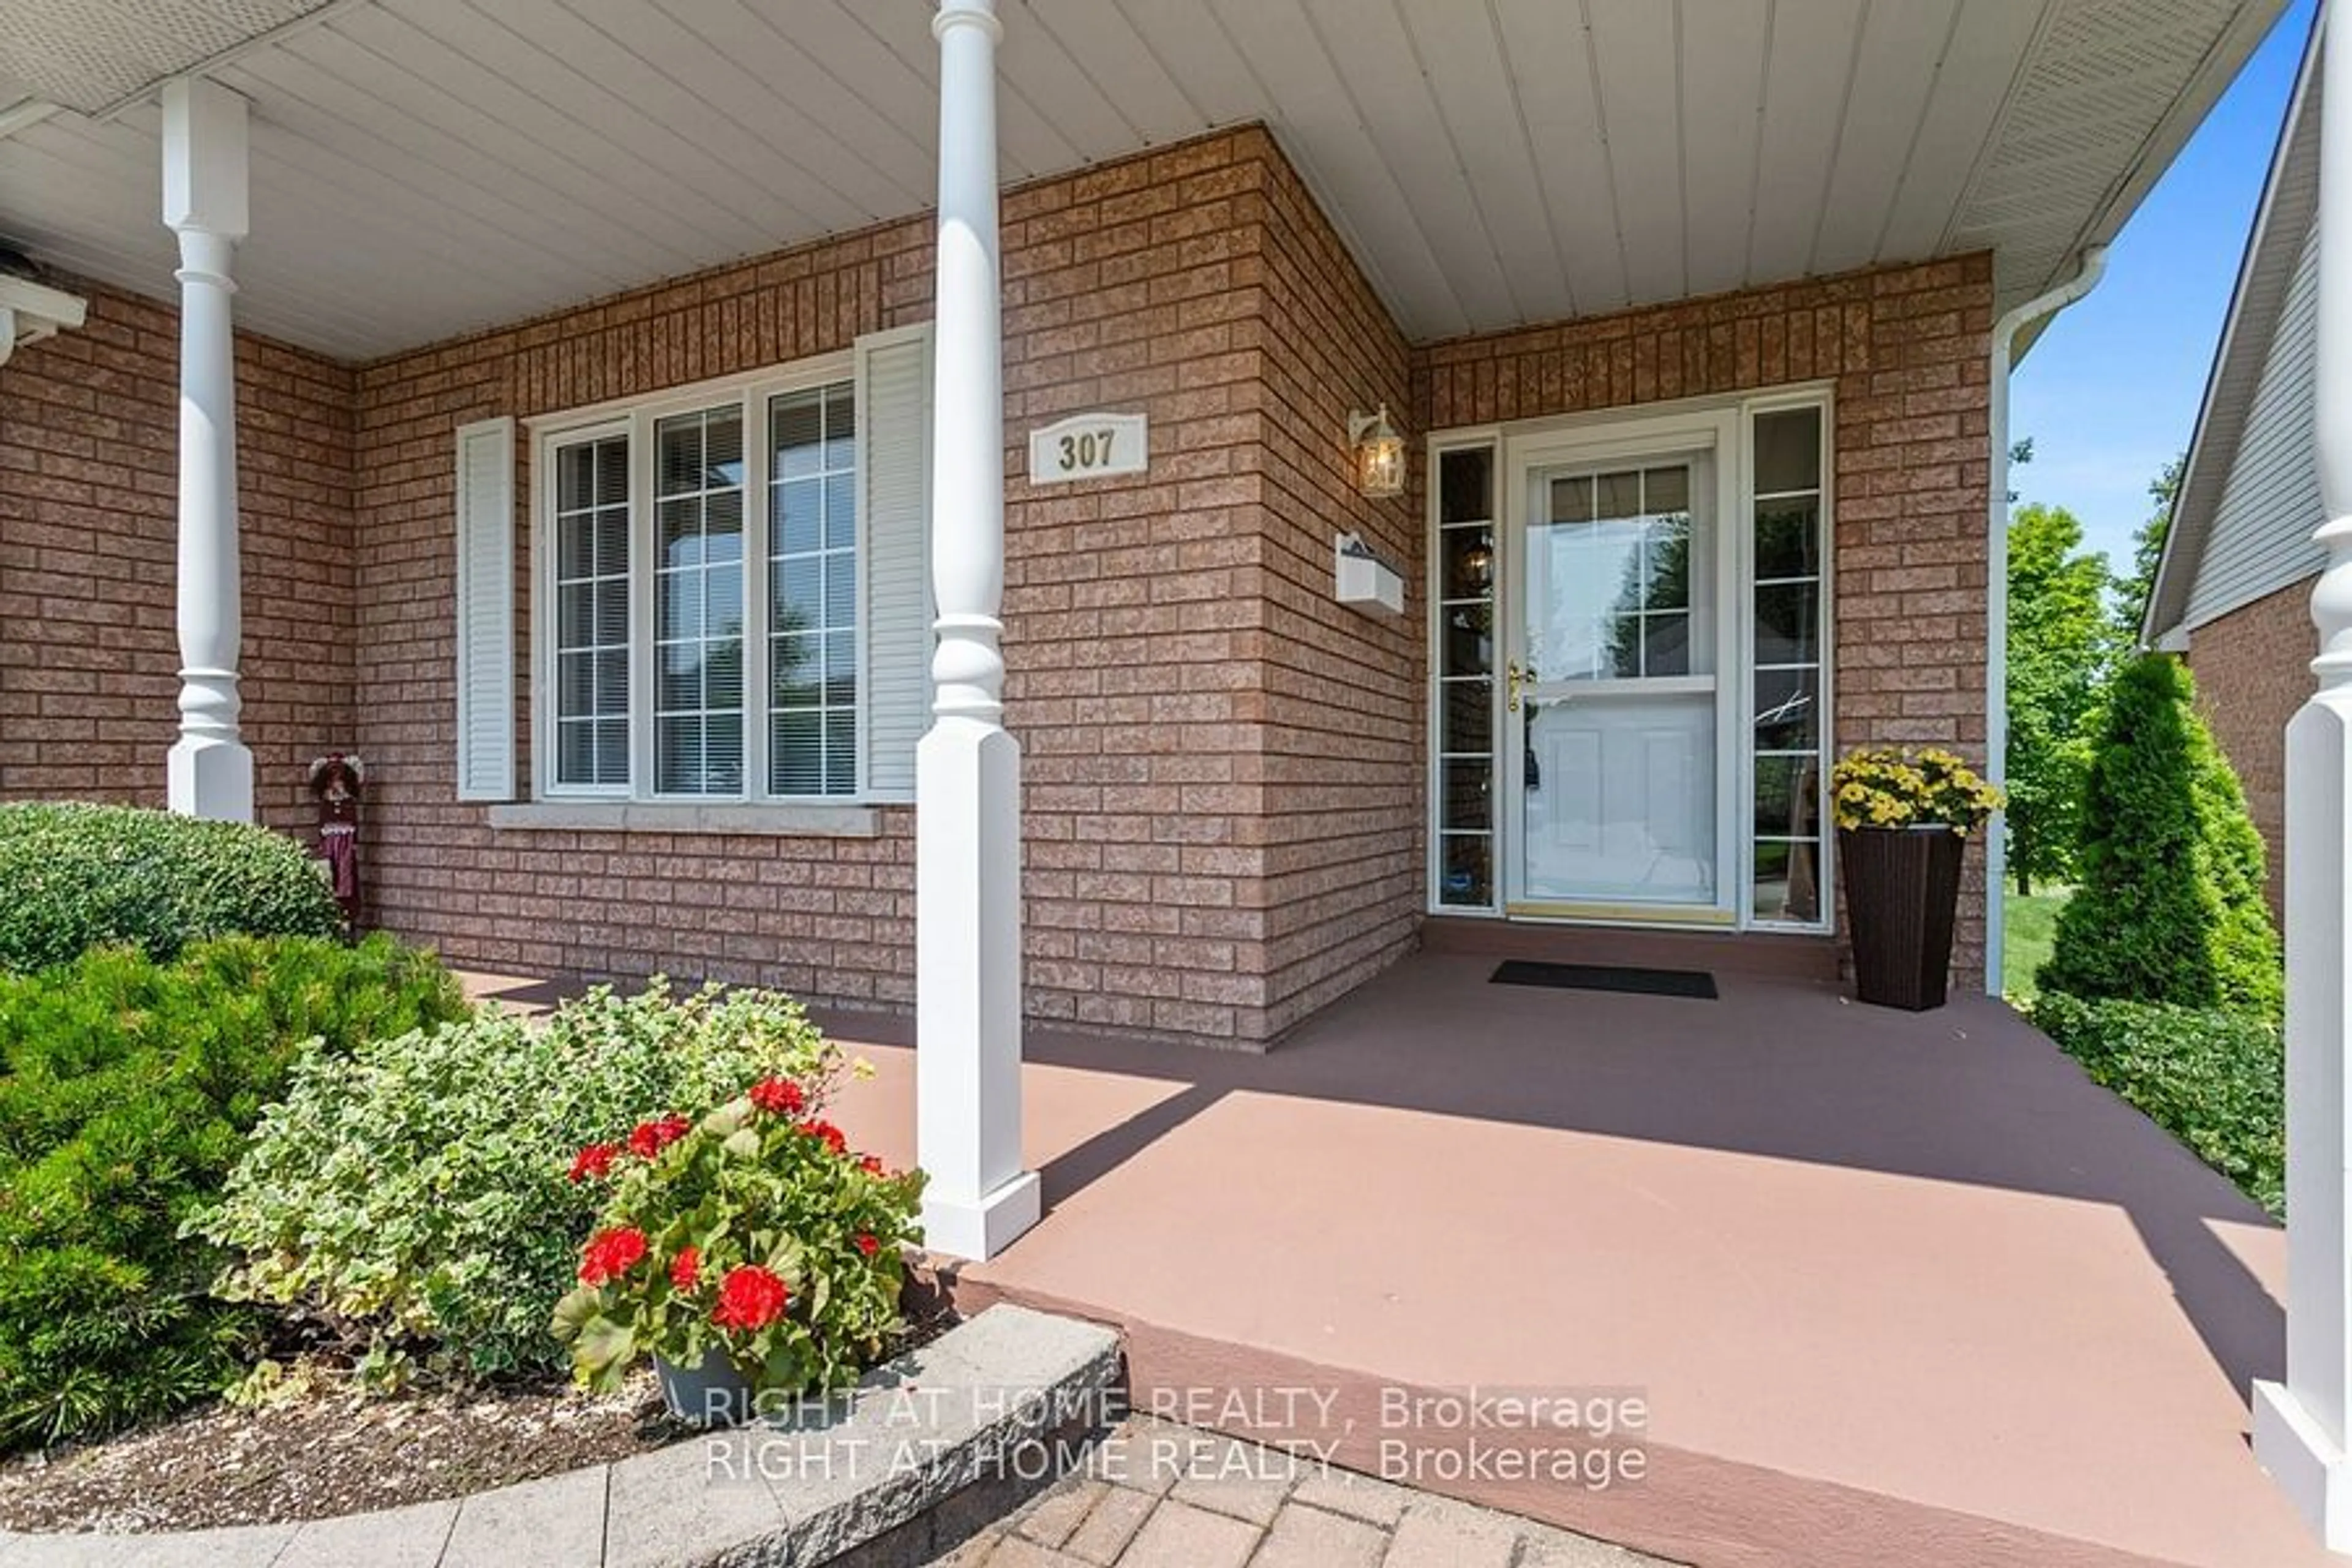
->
[1504,453,1724,914]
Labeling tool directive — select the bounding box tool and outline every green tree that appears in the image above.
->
[2005,503,2115,892]
[2039,653,2282,1016]
[2113,454,2182,644]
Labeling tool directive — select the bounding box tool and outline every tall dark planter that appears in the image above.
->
[1840,825,1966,1011]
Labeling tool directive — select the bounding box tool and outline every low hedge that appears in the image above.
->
[195,980,839,1386]
[2031,991,2283,1218]
[0,935,470,1449]
[0,802,344,974]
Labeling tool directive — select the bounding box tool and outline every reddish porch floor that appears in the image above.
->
[464,954,2312,1568]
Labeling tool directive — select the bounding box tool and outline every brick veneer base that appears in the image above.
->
[2186,577,2315,927]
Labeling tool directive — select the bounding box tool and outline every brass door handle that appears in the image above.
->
[1507,660,1532,713]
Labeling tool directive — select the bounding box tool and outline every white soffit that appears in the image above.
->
[0,0,2287,363]
[0,0,333,114]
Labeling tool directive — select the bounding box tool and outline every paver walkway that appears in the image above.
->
[932,1418,1676,1567]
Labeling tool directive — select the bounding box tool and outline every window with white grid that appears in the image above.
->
[767,383,859,797]
[524,341,933,810]
[653,407,747,796]
[549,432,630,790]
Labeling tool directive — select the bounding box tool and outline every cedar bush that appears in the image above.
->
[2032,991,2283,1218]
[194,981,839,1387]
[0,802,342,973]
[2038,654,2282,1016]
[0,935,469,1449]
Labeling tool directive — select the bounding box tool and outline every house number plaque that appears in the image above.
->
[1028,412,1148,484]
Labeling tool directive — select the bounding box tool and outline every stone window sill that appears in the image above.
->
[485,801,883,837]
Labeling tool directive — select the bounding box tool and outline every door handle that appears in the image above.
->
[1507,659,1533,714]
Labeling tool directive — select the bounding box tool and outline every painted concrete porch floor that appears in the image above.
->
[464,954,2315,1568]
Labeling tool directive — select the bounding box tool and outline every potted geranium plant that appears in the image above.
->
[551,1075,924,1427]
[1832,746,2003,1011]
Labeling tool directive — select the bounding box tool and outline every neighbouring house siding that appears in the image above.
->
[1414,256,1998,989]
[2186,576,2313,925]
[350,126,1424,1046]
[2186,222,2327,631]
[0,279,355,837]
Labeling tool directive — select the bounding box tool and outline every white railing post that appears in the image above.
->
[2256,2,2352,1549]
[915,0,1039,1262]
[160,78,254,822]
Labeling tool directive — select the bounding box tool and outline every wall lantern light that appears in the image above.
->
[1348,404,1406,499]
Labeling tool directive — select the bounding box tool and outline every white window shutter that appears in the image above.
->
[453,417,518,801]
[858,323,934,801]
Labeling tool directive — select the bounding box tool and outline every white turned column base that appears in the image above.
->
[167,731,253,821]
[2258,1380,2352,1551]
[922,1172,1042,1264]
[916,715,1037,1262]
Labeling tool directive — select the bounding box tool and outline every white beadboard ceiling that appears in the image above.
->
[0,0,2288,364]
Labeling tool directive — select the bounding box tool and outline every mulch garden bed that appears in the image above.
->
[0,1274,959,1534]
[0,1373,679,1533]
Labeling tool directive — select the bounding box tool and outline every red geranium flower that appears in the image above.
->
[859,1155,884,1176]
[567,1142,619,1183]
[796,1118,848,1155]
[669,1246,700,1291]
[748,1077,805,1116]
[856,1232,880,1259]
[628,1114,692,1159]
[579,1226,649,1285]
[710,1265,790,1332]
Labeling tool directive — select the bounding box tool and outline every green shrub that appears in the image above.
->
[0,802,343,973]
[2032,990,2283,1217]
[2039,655,2282,1016]
[0,935,469,1449]
[194,981,840,1385]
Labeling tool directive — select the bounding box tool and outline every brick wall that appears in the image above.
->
[2186,577,2314,925]
[4,132,2005,1032]
[1414,257,1998,987]
[1251,154,1420,1036]
[351,126,1422,1044]
[0,277,355,836]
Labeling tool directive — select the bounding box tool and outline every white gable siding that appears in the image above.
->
[2185,222,2328,630]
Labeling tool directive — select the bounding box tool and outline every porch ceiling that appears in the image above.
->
[0,0,2287,364]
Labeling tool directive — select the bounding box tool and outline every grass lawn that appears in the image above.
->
[2003,884,2070,1001]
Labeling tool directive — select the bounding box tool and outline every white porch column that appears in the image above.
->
[160,78,254,822]
[2257,4,2352,1549]
[915,0,1039,1262]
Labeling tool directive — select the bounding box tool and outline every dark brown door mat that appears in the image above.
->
[1488,960,1719,1000]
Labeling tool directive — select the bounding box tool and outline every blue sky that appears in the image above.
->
[2010,0,2317,570]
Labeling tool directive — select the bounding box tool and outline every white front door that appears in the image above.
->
[1504,437,1735,919]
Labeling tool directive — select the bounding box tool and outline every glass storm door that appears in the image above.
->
[1506,457,1724,915]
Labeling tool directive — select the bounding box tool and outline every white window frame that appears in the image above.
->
[540,416,633,799]
[1422,383,1837,936]
[1740,387,1837,935]
[1425,429,1503,915]
[529,350,864,807]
